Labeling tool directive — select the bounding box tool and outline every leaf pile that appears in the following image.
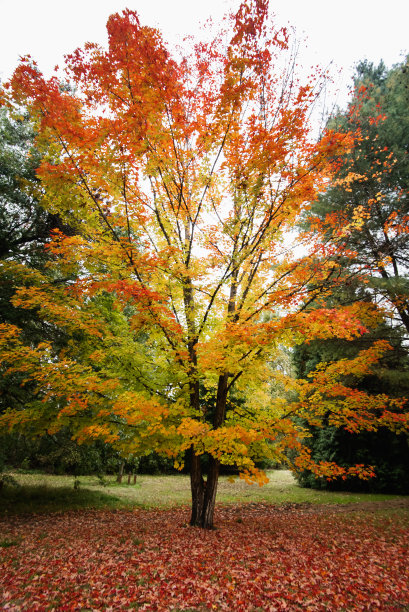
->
[1,504,408,610]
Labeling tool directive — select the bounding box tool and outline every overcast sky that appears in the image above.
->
[1,0,408,110]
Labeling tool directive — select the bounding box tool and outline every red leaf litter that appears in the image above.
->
[1,504,408,610]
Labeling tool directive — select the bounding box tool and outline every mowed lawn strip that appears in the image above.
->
[1,470,407,515]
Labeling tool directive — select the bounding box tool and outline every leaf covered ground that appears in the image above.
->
[1,503,408,611]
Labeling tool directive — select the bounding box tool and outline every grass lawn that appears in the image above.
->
[0,469,407,515]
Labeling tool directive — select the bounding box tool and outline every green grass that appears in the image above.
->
[1,470,407,515]
[0,481,125,515]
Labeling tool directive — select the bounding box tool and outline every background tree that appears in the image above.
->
[295,58,409,493]
[1,2,408,528]
[0,106,50,262]
[308,57,409,334]
[0,103,131,478]
[293,278,409,493]
[0,104,69,436]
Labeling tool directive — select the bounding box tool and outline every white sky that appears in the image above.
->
[0,0,408,111]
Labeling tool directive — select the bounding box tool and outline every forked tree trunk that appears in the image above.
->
[189,372,228,529]
[189,450,220,529]
[182,231,228,528]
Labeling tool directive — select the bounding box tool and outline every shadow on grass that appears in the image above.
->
[0,484,128,515]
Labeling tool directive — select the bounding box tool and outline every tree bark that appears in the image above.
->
[201,455,220,529]
[189,450,220,529]
[189,449,206,527]
[117,461,125,483]
[189,372,228,529]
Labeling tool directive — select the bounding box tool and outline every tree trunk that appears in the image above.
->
[189,371,228,529]
[189,449,205,526]
[201,455,220,529]
[189,450,220,529]
[117,461,124,483]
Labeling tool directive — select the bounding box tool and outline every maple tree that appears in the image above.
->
[1,1,408,528]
